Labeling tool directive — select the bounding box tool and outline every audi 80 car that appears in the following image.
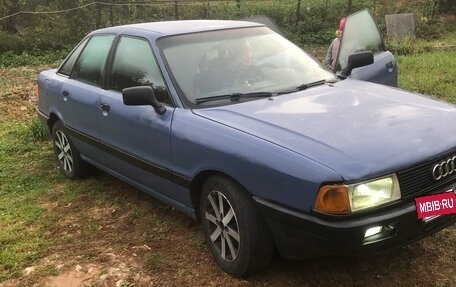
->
[37,11,456,277]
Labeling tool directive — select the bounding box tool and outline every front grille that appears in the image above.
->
[397,150,456,199]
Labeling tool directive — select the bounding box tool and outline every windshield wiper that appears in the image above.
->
[277,79,338,95]
[195,92,273,105]
[295,79,329,91]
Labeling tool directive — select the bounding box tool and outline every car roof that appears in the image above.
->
[93,20,263,36]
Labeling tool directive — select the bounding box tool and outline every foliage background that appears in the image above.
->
[0,0,453,54]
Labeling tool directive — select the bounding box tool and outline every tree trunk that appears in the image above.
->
[296,0,302,26]
[110,4,114,26]
[347,0,353,14]
[96,3,101,29]
[4,0,19,33]
[174,0,179,20]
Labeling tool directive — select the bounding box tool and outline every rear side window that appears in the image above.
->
[58,37,89,76]
[109,36,170,104]
[71,35,115,87]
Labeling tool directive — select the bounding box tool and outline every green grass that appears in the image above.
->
[0,118,123,280]
[397,50,456,102]
[0,124,57,279]
[386,25,456,103]
[0,50,69,68]
[144,253,167,272]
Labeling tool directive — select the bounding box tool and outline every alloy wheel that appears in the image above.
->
[205,190,241,262]
[54,130,74,174]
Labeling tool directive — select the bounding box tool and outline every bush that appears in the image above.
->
[0,32,28,53]
[385,36,433,55]
[291,28,335,47]
[0,49,69,68]
[0,0,449,56]
[371,0,445,40]
[27,118,50,141]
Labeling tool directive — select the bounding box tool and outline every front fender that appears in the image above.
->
[171,109,343,213]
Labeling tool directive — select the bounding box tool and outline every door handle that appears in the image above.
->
[385,61,394,72]
[99,104,110,116]
[100,104,110,111]
[62,90,69,101]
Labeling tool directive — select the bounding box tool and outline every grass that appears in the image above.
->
[143,253,167,272]
[0,50,70,68]
[397,50,456,101]
[0,28,455,286]
[391,22,456,100]
[0,123,58,279]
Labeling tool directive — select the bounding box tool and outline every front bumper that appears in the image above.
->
[254,194,456,260]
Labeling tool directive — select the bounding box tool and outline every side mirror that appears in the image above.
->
[122,86,166,115]
[340,51,374,77]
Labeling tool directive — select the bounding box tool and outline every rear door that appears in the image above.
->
[336,9,398,87]
[58,34,115,163]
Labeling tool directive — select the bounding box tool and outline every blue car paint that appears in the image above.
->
[98,90,188,203]
[350,51,397,86]
[171,108,342,212]
[81,152,195,217]
[38,69,107,165]
[193,79,456,183]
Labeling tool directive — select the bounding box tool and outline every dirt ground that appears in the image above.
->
[0,66,455,287]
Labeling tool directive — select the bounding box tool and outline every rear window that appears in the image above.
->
[58,37,89,76]
[71,35,115,87]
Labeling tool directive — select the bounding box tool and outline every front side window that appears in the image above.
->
[158,27,336,107]
[336,10,384,71]
[58,37,89,76]
[109,36,170,104]
[71,35,115,87]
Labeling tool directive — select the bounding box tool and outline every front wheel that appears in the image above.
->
[200,175,274,277]
[51,120,86,179]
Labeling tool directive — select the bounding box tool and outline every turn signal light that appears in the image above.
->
[314,185,351,214]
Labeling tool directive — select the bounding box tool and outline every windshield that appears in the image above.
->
[158,27,336,107]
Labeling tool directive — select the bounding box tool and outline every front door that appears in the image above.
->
[336,9,398,87]
[98,35,178,198]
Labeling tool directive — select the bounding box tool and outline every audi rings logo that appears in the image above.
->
[432,155,456,181]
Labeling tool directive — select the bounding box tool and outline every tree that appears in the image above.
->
[347,0,353,14]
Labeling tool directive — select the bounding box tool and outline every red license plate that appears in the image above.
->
[415,190,456,220]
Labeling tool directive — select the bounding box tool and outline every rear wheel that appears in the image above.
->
[51,120,86,179]
[200,175,274,277]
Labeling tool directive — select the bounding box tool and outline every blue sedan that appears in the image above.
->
[37,12,456,277]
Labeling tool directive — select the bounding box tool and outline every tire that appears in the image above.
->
[51,120,86,179]
[200,175,274,277]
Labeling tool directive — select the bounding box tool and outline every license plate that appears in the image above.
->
[415,189,456,222]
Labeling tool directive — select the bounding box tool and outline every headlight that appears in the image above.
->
[348,174,401,212]
[314,174,401,214]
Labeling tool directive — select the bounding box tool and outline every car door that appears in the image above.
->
[336,9,398,87]
[98,35,182,200]
[58,34,115,163]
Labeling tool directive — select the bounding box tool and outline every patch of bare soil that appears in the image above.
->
[46,271,93,287]
[0,66,43,123]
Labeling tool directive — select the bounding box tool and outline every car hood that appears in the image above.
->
[193,79,456,181]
